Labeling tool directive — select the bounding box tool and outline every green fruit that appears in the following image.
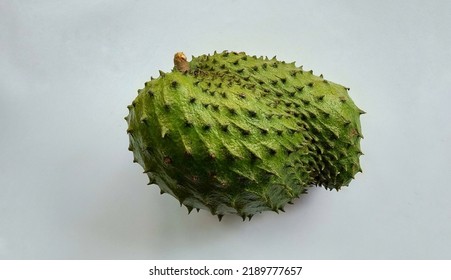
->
[125,51,364,220]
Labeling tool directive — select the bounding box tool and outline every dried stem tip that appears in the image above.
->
[174,52,190,73]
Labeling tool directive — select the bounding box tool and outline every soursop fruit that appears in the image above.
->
[125,51,364,220]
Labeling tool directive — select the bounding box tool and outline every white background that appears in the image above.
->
[1,0,450,259]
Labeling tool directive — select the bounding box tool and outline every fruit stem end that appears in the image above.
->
[174,52,189,73]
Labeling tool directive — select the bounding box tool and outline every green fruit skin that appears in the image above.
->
[125,51,363,219]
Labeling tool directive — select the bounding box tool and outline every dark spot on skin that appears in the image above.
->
[163,156,172,165]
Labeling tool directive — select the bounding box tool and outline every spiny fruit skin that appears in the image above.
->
[126,51,364,220]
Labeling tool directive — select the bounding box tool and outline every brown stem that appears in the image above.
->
[174,52,189,73]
